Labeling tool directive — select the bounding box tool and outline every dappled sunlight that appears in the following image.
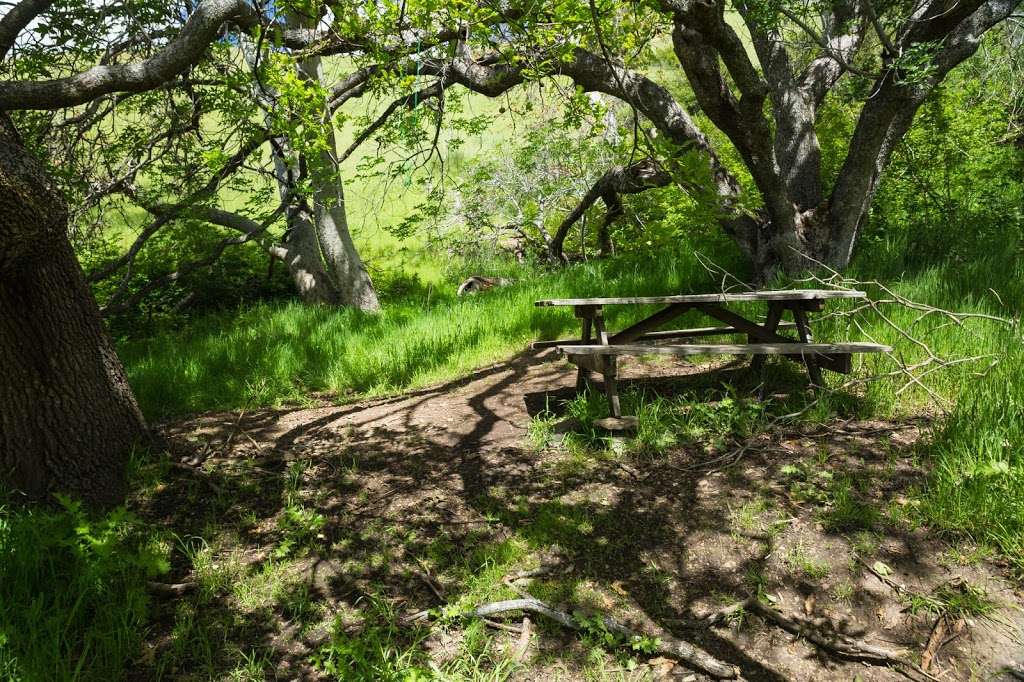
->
[125,352,1024,678]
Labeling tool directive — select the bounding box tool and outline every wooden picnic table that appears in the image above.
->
[533,289,890,425]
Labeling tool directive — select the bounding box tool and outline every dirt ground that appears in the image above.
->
[144,350,1024,681]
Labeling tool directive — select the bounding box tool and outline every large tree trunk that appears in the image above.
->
[0,118,146,506]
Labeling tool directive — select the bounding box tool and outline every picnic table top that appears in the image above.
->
[534,288,866,307]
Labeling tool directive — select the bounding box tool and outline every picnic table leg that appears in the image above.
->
[750,301,785,373]
[575,316,593,392]
[790,303,824,387]
[592,312,622,418]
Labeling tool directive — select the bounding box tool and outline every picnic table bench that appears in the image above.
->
[532,289,890,425]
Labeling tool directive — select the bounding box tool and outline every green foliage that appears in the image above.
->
[820,475,880,533]
[866,78,1024,271]
[310,598,433,681]
[0,493,167,680]
[919,352,1024,573]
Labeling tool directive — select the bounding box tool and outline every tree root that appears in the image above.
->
[463,597,736,678]
[707,598,939,682]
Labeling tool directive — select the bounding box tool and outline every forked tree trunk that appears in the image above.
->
[294,49,380,312]
[241,29,379,311]
[0,118,146,506]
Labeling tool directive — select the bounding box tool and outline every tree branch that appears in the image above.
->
[85,131,271,283]
[0,0,53,61]
[549,158,671,262]
[100,203,286,316]
[0,0,254,110]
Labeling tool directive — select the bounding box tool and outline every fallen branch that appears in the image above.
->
[147,580,196,597]
[921,610,958,667]
[464,598,736,679]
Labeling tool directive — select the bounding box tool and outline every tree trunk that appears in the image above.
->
[291,21,379,312]
[0,118,146,506]
[241,29,380,311]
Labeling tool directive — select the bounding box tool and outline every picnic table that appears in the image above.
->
[533,289,890,425]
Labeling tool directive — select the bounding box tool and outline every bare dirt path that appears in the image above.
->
[149,351,1024,681]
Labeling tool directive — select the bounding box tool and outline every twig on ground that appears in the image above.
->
[856,554,908,596]
[168,461,225,495]
[147,581,196,597]
[921,615,948,672]
[482,617,524,633]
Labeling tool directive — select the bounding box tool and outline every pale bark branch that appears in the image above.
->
[85,132,271,283]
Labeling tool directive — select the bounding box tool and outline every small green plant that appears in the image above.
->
[784,544,831,580]
[779,462,833,505]
[275,505,326,558]
[310,597,432,681]
[0,493,168,679]
[904,579,997,619]
[831,579,856,604]
[820,475,879,532]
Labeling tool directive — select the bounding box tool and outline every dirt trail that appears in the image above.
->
[168,349,569,452]
[155,351,1024,681]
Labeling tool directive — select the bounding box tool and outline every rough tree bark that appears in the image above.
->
[0,116,146,506]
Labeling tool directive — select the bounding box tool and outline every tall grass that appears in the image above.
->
[120,249,742,418]
[921,355,1024,570]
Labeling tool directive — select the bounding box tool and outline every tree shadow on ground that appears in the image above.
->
[132,351,1020,680]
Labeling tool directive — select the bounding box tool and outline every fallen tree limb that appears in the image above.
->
[464,598,736,679]
[147,580,196,597]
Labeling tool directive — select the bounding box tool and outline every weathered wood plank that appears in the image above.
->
[559,343,892,356]
[697,302,850,374]
[609,303,691,343]
[531,322,799,349]
[535,289,866,307]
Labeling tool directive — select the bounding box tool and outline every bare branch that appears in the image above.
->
[100,203,286,316]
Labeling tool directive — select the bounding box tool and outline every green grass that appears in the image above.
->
[0,491,167,680]
[120,246,742,418]
[919,357,1024,572]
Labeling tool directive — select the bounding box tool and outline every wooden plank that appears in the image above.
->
[609,303,691,343]
[751,301,785,373]
[695,303,796,343]
[790,303,823,386]
[531,322,799,349]
[592,314,622,418]
[697,302,848,374]
[568,354,604,373]
[575,316,594,392]
[535,289,866,307]
[559,342,892,357]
